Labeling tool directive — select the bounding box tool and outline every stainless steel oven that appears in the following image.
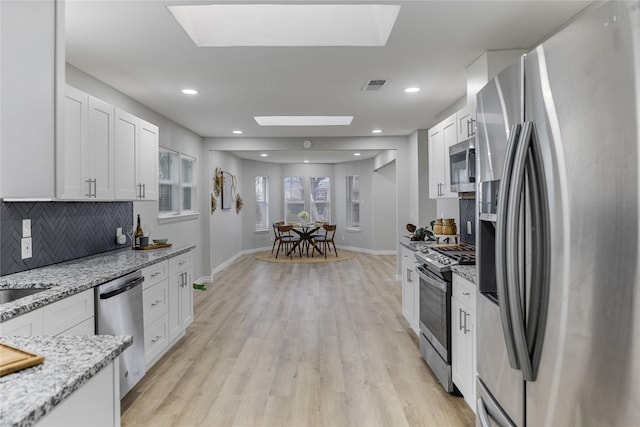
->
[416,264,453,390]
[415,245,475,393]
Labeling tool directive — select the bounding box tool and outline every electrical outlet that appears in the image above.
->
[22,219,31,238]
[21,238,32,259]
[116,227,123,237]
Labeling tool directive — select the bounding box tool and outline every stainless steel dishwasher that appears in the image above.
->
[95,270,145,399]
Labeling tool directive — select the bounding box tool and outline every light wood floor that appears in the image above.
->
[121,252,474,427]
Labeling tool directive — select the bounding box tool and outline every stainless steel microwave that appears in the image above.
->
[449,140,476,192]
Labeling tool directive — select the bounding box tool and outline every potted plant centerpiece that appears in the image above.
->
[298,210,310,225]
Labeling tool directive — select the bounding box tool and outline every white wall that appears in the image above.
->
[66,64,207,282]
[373,160,397,251]
[208,151,243,270]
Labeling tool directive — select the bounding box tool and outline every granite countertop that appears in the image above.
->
[451,265,477,284]
[0,335,131,427]
[0,245,195,322]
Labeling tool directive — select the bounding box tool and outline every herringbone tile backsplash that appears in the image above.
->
[1,201,132,275]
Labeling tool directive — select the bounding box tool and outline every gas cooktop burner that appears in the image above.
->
[430,243,476,265]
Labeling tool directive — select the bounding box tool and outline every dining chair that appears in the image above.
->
[276,224,301,259]
[271,221,284,255]
[312,224,338,258]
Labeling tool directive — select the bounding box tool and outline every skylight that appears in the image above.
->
[168,4,401,47]
[254,116,354,126]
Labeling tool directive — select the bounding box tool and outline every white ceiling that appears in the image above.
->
[65,0,591,163]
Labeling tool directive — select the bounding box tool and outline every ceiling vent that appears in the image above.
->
[362,79,389,91]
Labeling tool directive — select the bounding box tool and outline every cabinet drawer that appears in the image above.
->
[144,314,168,366]
[169,252,192,273]
[142,260,168,289]
[453,273,476,307]
[42,289,94,336]
[0,310,44,336]
[143,279,168,326]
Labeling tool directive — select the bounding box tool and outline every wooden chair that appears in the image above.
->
[312,224,337,258]
[276,224,301,259]
[271,221,284,255]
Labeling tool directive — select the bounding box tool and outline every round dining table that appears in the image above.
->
[287,224,323,257]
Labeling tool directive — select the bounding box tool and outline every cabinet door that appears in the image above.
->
[137,120,158,200]
[456,102,477,143]
[452,296,475,410]
[57,85,88,199]
[180,269,193,328]
[0,310,43,336]
[428,125,444,199]
[114,109,138,200]
[441,113,458,198]
[87,96,115,199]
[42,289,94,336]
[168,272,182,342]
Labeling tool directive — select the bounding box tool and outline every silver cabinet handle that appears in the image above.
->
[142,183,146,199]
[150,271,161,277]
[459,308,463,331]
[462,291,470,296]
[151,300,161,307]
[179,260,186,266]
[85,178,96,198]
[151,335,162,344]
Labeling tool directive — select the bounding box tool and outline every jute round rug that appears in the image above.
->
[255,250,356,263]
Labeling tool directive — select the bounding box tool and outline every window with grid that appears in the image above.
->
[255,176,269,231]
[310,176,331,223]
[284,176,305,222]
[346,175,360,230]
[159,148,197,217]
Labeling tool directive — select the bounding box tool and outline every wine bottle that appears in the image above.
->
[134,214,144,247]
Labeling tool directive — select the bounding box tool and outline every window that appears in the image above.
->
[255,176,269,231]
[284,176,305,222]
[310,176,331,223]
[346,175,360,230]
[159,147,197,218]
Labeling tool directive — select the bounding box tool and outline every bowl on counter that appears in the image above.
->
[152,239,168,244]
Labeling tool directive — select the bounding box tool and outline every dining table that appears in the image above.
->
[287,224,324,257]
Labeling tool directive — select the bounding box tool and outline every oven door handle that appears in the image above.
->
[416,266,448,292]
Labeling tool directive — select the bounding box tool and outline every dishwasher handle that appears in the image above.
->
[99,276,145,299]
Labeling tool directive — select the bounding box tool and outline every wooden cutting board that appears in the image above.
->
[0,343,44,377]
[132,243,172,250]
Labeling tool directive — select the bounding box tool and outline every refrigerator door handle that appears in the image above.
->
[477,398,492,427]
[507,121,551,382]
[496,123,522,370]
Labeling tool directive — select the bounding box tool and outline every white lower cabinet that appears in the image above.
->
[451,273,476,412]
[0,289,95,336]
[141,251,193,370]
[169,252,194,343]
[38,359,120,427]
[401,246,419,334]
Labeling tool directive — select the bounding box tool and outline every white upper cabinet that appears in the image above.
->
[428,113,457,199]
[456,101,476,143]
[87,97,115,199]
[114,109,138,200]
[428,102,477,198]
[59,86,158,201]
[137,120,159,200]
[57,86,114,200]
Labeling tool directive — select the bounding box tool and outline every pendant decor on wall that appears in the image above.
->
[213,168,243,214]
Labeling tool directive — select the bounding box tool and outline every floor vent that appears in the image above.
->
[362,79,388,91]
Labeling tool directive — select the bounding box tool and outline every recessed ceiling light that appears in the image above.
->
[182,89,198,95]
[232,130,243,134]
[254,116,353,126]
[372,129,382,134]
[168,4,401,47]
[404,87,420,93]
[354,153,361,156]
[260,153,268,157]
[304,160,310,163]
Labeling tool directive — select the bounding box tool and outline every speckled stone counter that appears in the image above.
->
[0,335,132,427]
[451,265,477,284]
[0,245,195,322]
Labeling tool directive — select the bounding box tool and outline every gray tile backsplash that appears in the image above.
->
[459,198,476,245]
[1,201,132,275]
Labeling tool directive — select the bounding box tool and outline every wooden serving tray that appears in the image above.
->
[132,243,172,250]
[0,342,44,377]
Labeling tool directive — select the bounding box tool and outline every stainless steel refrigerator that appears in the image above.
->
[475,2,640,426]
